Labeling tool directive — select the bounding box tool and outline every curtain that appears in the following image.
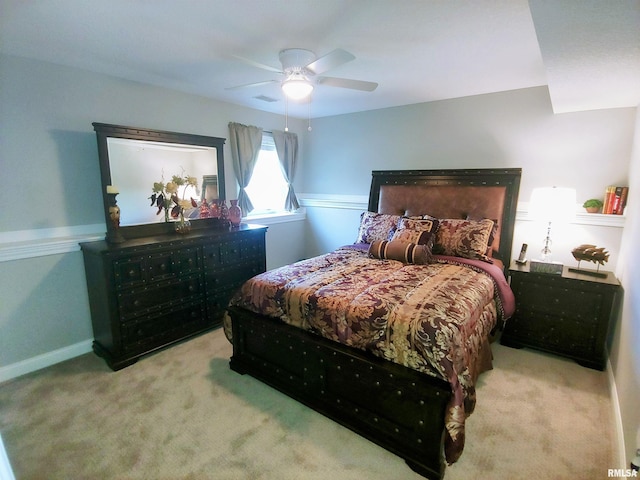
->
[228,122,263,214]
[272,129,300,211]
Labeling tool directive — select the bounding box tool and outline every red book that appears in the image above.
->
[617,187,629,215]
[611,187,623,214]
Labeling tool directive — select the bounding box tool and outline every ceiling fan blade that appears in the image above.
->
[305,49,355,75]
[225,80,278,90]
[317,76,378,92]
[230,54,283,73]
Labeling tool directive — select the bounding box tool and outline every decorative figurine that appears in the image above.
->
[569,244,609,278]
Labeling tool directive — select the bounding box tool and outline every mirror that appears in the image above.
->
[94,123,226,238]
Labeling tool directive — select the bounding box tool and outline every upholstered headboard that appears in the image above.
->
[368,169,521,269]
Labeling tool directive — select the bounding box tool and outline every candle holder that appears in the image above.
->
[106,192,125,243]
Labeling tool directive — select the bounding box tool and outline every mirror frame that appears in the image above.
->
[93,122,226,239]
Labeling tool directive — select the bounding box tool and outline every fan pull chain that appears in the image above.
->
[284,96,289,132]
[308,95,312,131]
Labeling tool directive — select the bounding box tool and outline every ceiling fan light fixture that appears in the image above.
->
[282,76,313,100]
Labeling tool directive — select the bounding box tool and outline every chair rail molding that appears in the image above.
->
[0,224,106,262]
[299,195,628,228]
[298,193,368,210]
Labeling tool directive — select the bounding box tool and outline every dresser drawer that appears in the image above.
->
[120,300,207,353]
[206,262,264,288]
[207,286,240,322]
[203,232,266,269]
[113,247,201,288]
[117,274,203,320]
[113,255,146,288]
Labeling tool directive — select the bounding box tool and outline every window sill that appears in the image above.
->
[243,209,306,226]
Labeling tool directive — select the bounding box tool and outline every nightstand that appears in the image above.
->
[500,261,620,370]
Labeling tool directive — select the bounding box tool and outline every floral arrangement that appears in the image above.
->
[149,172,198,223]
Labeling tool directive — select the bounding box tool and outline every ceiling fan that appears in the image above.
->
[227,48,378,100]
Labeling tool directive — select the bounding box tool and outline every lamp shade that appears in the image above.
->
[282,75,313,100]
[529,187,577,223]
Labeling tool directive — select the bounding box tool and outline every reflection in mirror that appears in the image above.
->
[107,138,218,226]
[94,123,226,241]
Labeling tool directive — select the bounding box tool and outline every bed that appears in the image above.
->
[224,168,521,479]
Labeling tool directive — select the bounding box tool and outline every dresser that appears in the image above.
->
[81,224,266,370]
[501,262,620,370]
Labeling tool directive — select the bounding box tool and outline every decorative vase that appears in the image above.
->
[209,200,220,219]
[219,200,229,221]
[199,199,211,218]
[229,199,242,227]
[175,212,191,234]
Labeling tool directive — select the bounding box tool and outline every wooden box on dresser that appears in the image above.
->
[501,261,621,370]
[81,224,267,370]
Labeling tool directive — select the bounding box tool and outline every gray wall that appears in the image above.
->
[297,85,638,466]
[0,54,306,369]
[299,87,634,268]
[2,52,639,467]
[300,87,634,198]
[612,107,640,465]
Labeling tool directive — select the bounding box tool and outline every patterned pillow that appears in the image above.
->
[368,240,430,265]
[466,215,499,256]
[433,218,495,262]
[355,212,401,244]
[390,217,439,246]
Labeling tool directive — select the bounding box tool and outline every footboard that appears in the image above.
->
[228,306,451,480]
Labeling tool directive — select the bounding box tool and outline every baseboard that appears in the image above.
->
[607,356,627,469]
[0,340,93,384]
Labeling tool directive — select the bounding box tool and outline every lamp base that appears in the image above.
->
[530,259,563,275]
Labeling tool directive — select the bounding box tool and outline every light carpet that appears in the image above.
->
[0,329,614,479]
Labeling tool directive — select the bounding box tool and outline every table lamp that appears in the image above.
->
[528,186,576,272]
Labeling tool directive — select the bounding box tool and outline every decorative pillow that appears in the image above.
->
[355,212,401,244]
[368,240,430,265]
[391,217,439,247]
[433,218,495,262]
[466,215,499,256]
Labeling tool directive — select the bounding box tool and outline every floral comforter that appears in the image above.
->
[225,245,514,463]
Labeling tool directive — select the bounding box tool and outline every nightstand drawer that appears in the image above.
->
[501,263,620,370]
[511,278,604,324]
[504,315,596,353]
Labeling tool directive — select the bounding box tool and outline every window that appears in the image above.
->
[244,133,290,216]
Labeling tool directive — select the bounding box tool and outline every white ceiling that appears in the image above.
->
[1,0,638,119]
